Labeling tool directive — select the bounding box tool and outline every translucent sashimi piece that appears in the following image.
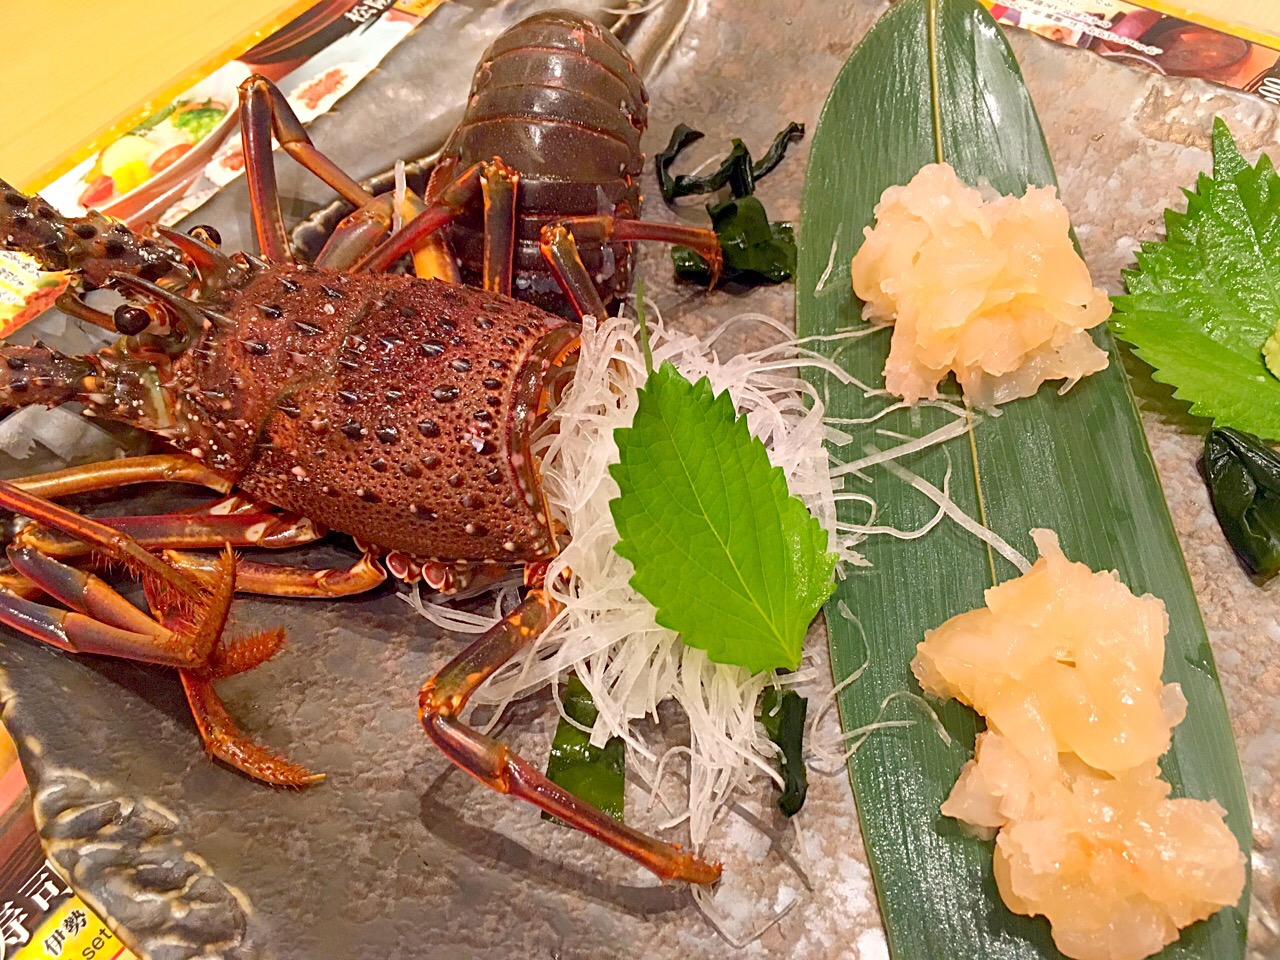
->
[912,530,1176,774]
[851,163,1110,406]
[990,754,1244,960]
[912,531,1245,960]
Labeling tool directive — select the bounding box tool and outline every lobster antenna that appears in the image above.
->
[155,227,243,283]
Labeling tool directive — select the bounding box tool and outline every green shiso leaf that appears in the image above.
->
[543,676,626,823]
[1112,118,1280,439]
[609,363,836,674]
[795,1,1251,958]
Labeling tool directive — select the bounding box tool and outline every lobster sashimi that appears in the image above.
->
[0,14,722,886]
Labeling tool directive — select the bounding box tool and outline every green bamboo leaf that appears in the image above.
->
[795,2,1251,958]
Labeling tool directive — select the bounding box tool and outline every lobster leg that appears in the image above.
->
[539,225,609,321]
[238,73,377,262]
[551,216,724,279]
[539,216,726,318]
[242,76,371,208]
[15,510,323,560]
[238,77,293,263]
[481,160,519,297]
[0,588,193,665]
[180,671,322,786]
[237,73,456,282]
[10,454,233,500]
[314,194,402,271]
[9,546,169,638]
[163,551,387,599]
[138,552,322,787]
[419,588,722,884]
[0,481,205,607]
[353,163,484,274]
[0,534,236,682]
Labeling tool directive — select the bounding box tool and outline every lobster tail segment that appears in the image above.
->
[0,179,188,290]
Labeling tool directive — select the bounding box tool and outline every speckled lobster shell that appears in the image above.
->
[167,266,578,565]
[428,9,649,316]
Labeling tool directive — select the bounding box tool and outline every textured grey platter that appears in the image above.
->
[2,1,1279,958]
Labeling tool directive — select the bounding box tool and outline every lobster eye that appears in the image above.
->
[188,224,222,247]
[113,304,151,336]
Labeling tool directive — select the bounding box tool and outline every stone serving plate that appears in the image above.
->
[1,2,1278,958]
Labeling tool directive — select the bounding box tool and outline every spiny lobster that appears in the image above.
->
[0,10,720,883]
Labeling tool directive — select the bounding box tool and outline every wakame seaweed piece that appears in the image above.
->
[672,196,796,285]
[1202,427,1280,578]
[543,676,626,822]
[655,122,805,202]
[759,688,808,817]
[796,1,1250,957]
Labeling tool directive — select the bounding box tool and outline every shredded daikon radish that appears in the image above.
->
[391,160,407,235]
[461,310,860,845]
[400,581,518,634]
[832,414,972,478]
[814,225,844,296]
[878,456,1031,573]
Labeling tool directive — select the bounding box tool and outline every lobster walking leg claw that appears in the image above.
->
[0,479,321,786]
[419,589,722,885]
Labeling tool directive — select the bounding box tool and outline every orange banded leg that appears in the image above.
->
[408,233,461,284]
[180,671,321,787]
[314,194,401,271]
[481,159,519,297]
[354,162,484,274]
[0,481,317,787]
[539,225,608,321]
[238,74,387,262]
[241,76,370,209]
[9,546,167,639]
[419,589,721,884]
[15,510,323,561]
[539,215,726,321]
[0,590,190,664]
[164,550,386,598]
[0,481,204,606]
[0,542,229,670]
[8,454,233,501]
[141,551,320,788]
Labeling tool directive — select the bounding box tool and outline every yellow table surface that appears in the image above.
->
[0,0,1276,195]
[0,0,311,192]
